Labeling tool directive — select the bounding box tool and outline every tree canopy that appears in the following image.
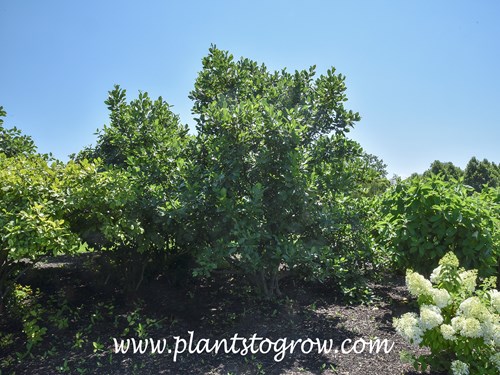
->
[0,106,37,157]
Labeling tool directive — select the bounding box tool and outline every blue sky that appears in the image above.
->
[1,0,499,177]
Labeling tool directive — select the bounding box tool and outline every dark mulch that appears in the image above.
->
[0,254,441,375]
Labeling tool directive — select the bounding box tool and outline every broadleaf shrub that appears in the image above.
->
[0,154,80,310]
[182,46,378,299]
[72,86,191,292]
[373,175,499,279]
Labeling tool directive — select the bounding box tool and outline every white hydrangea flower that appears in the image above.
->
[429,265,442,284]
[393,312,424,345]
[439,252,460,268]
[459,296,490,321]
[451,316,466,332]
[480,319,500,346]
[431,287,451,308]
[491,352,500,373]
[419,304,443,330]
[406,271,433,297]
[440,323,456,340]
[459,270,477,294]
[492,322,500,346]
[460,317,482,338]
[451,360,469,375]
[488,289,500,314]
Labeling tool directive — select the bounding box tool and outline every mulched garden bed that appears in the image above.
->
[0,254,442,374]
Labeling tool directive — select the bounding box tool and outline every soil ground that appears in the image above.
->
[0,254,443,375]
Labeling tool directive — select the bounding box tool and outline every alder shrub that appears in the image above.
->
[373,175,499,279]
[73,86,191,292]
[181,46,380,299]
[393,252,499,374]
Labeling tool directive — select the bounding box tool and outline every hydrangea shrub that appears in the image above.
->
[373,176,499,280]
[393,252,499,374]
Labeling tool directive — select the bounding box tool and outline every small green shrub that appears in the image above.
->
[8,284,47,355]
[373,175,499,278]
[393,252,499,374]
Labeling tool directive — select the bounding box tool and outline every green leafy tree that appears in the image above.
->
[319,141,389,197]
[346,151,390,198]
[0,106,37,157]
[309,136,387,291]
[464,157,499,192]
[183,46,366,298]
[423,160,464,181]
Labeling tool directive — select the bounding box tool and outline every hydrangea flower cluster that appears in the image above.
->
[489,289,500,314]
[393,252,499,375]
[405,270,452,308]
[393,312,424,345]
[419,304,444,330]
[440,323,456,340]
[429,265,443,284]
[459,270,478,294]
[450,360,469,375]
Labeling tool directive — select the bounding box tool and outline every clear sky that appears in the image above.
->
[1,0,499,177]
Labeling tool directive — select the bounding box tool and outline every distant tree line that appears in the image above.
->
[409,157,500,192]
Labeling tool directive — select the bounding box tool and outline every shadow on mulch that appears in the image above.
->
[1,254,445,374]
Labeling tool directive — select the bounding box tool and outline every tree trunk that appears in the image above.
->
[253,268,283,300]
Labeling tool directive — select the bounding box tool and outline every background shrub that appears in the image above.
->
[373,175,499,279]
